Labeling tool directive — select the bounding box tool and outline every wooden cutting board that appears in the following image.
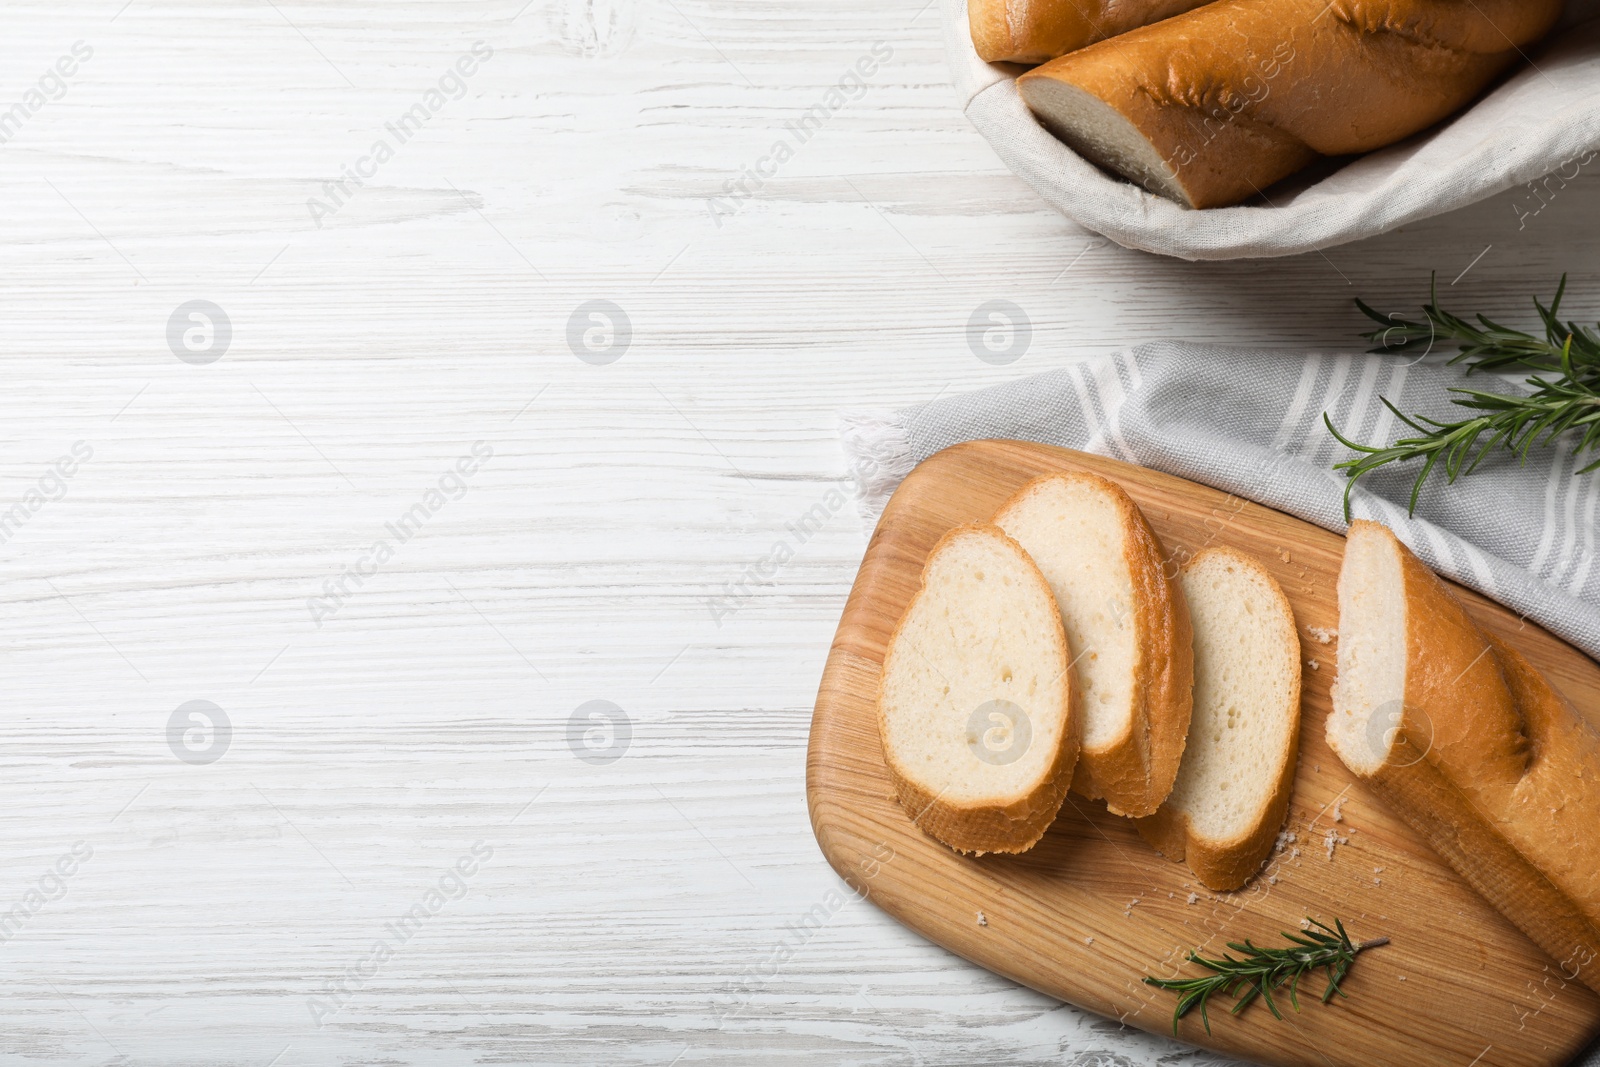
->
[806,440,1600,1067]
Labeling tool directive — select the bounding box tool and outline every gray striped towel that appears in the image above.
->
[843,342,1600,663]
[840,341,1600,1065]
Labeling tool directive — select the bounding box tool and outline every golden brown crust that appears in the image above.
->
[888,745,1079,855]
[1340,521,1600,993]
[1391,529,1529,791]
[1119,497,1195,817]
[878,522,1082,856]
[1015,0,1561,208]
[996,471,1193,818]
[1135,548,1300,891]
[1131,804,1187,863]
[1366,746,1600,994]
[968,0,1023,64]
[968,0,1215,65]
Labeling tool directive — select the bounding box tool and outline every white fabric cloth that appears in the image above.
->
[946,0,1600,260]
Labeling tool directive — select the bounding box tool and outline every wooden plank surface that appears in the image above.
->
[808,440,1600,1067]
[2,0,1599,1062]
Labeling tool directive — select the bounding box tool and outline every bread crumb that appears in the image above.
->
[1332,798,1345,823]
[1374,878,1382,886]
[976,912,986,926]
[1086,936,1094,946]
[1324,828,1349,860]
[1187,893,1198,904]
[1398,975,1406,982]
[1300,918,1312,929]
[1307,626,1337,644]
[1268,875,1279,885]
[1290,848,1300,860]
[1374,866,1384,874]
[1307,660,1319,671]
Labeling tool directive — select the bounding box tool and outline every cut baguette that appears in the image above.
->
[993,472,1192,817]
[1329,520,1600,993]
[1014,0,1562,208]
[1136,548,1301,891]
[969,0,1214,65]
[878,523,1080,855]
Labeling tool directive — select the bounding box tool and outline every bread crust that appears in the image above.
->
[1334,521,1600,993]
[994,472,1193,818]
[1136,548,1301,891]
[968,0,1214,65]
[1015,0,1562,208]
[878,523,1082,856]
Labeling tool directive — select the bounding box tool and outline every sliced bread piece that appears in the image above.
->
[993,471,1193,817]
[1135,548,1301,890]
[878,523,1080,855]
[1328,520,1600,994]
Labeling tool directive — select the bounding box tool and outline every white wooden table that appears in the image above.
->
[2,1,1596,1064]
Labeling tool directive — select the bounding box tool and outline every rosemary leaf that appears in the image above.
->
[1143,918,1387,1036]
[1329,275,1600,518]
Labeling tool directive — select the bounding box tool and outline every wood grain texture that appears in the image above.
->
[808,441,1600,1067]
[0,0,1597,1062]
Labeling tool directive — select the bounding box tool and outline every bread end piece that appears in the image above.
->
[1016,57,1316,209]
[1328,520,1525,780]
[878,523,1081,855]
[1331,520,1600,994]
[1015,71,1193,206]
[1136,548,1301,891]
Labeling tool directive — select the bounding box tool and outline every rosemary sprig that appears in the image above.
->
[1143,918,1387,1036]
[1326,274,1600,518]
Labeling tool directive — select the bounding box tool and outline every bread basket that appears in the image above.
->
[945,0,1600,260]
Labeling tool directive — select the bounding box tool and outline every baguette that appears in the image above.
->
[1015,0,1564,208]
[878,523,1081,855]
[1137,548,1301,891]
[969,0,1214,65]
[993,472,1192,817]
[1328,520,1600,993]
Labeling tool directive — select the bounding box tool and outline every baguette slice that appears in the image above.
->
[1329,520,1600,993]
[1136,548,1300,890]
[878,523,1080,855]
[1015,0,1562,208]
[993,472,1192,817]
[969,0,1213,65]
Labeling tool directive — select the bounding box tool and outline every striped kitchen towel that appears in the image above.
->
[840,341,1600,666]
